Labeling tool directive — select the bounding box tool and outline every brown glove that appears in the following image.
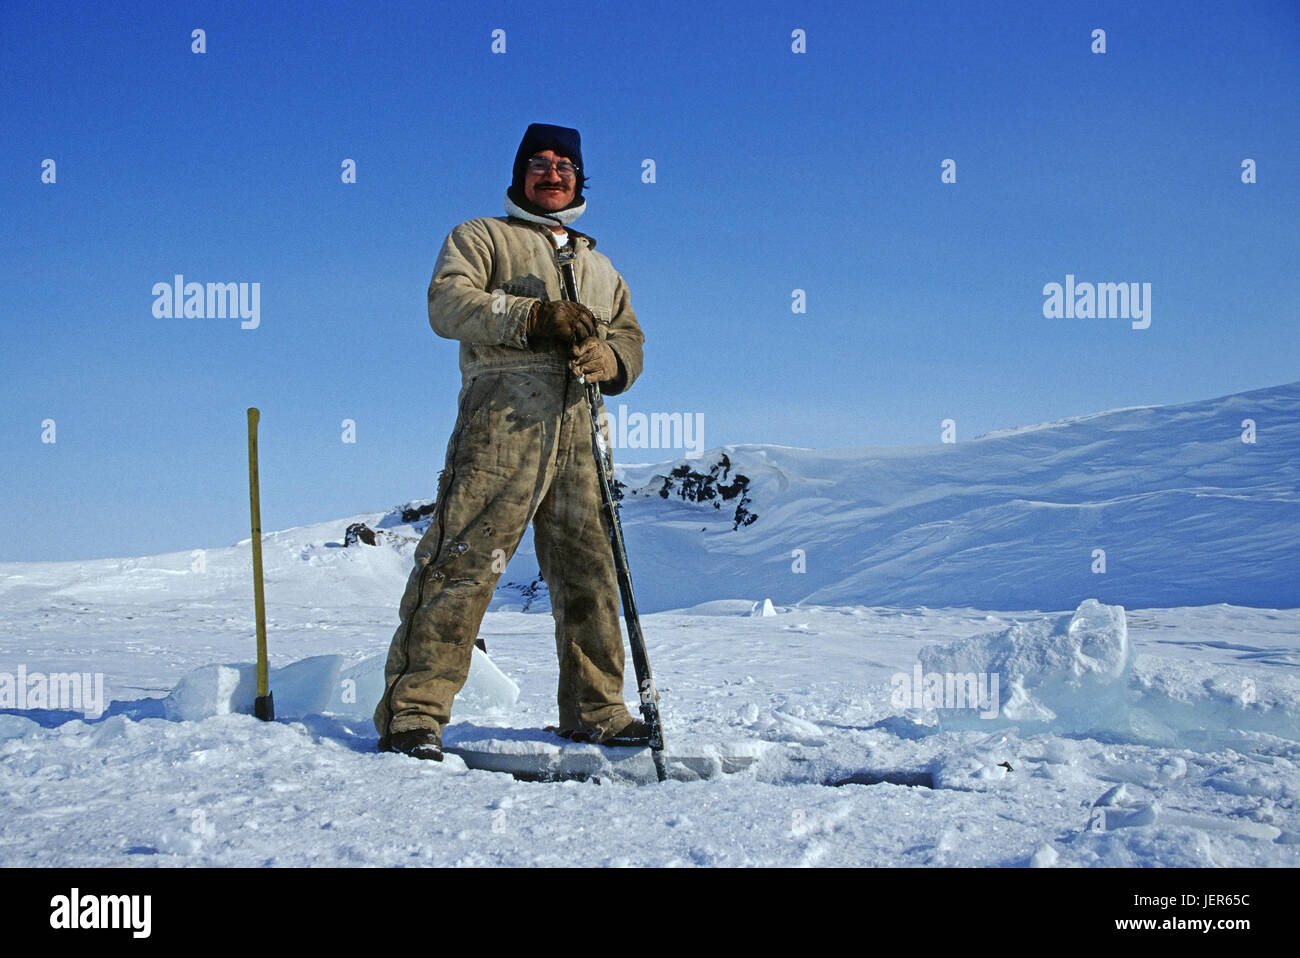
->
[527,300,596,346]
[569,337,620,382]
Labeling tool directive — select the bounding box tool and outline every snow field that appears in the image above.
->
[1,599,1296,867]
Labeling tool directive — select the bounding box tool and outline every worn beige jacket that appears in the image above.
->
[428,216,644,395]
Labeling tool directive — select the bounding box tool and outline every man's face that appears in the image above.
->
[523,149,577,211]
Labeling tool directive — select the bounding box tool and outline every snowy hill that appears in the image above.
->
[608,381,1300,611]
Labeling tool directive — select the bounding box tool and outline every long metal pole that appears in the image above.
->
[557,249,667,782]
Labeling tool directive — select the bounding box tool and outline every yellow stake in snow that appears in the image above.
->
[247,407,274,720]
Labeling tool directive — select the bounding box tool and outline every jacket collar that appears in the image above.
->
[503,192,596,248]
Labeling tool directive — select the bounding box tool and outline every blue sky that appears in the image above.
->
[3,0,1298,561]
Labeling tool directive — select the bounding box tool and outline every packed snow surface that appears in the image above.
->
[2,580,1297,866]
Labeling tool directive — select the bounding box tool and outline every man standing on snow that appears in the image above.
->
[373,123,648,760]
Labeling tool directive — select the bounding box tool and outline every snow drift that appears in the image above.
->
[910,598,1299,747]
[917,598,1131,732]
[608,381,1300,612]
[164,647,519,722]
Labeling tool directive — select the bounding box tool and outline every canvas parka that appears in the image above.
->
[428,215,643,393]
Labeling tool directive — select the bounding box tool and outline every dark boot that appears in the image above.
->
[548,717,652,748]
[378,727,444,761]
[600,717,652,747]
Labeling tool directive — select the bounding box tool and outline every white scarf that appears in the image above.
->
[503,191,586,227]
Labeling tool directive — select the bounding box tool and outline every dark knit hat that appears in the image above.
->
[508,123,586,213]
